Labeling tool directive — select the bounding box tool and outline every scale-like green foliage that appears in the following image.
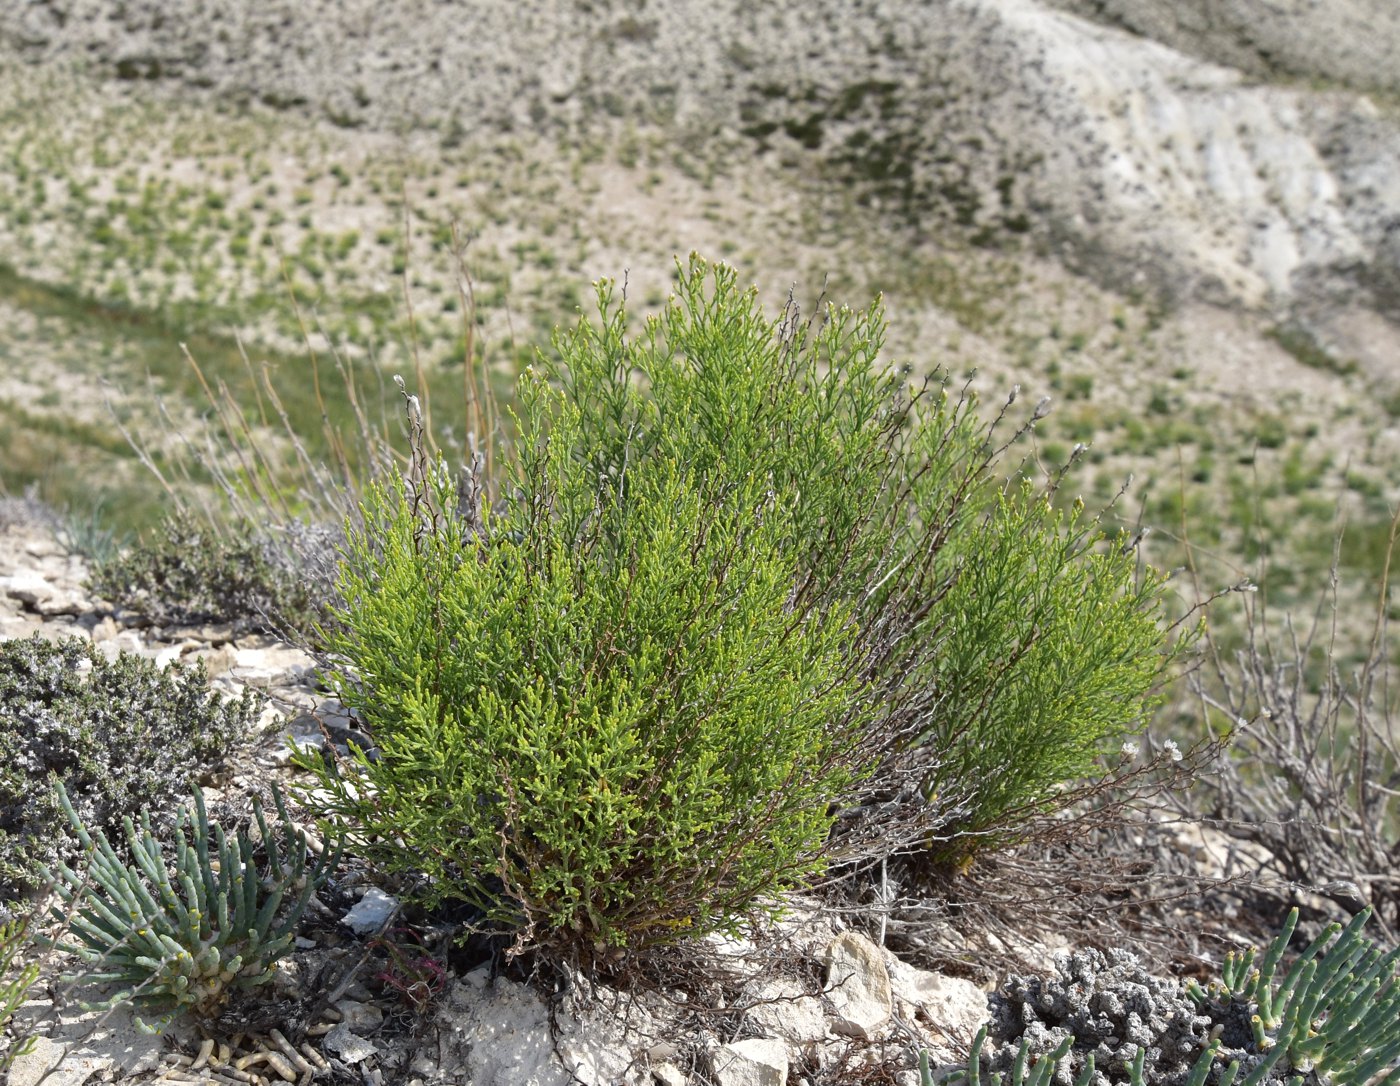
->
[903,485,1173,857]
[299,374,871,956]
[41,782,337,1029]
[539,256,1177,866]
[300,257,1178,954]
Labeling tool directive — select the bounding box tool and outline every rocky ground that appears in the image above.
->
[0,503,1001,1086]
[1,4,1398,1080]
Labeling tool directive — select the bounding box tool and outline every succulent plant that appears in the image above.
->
[952,907,1400,1086]
[1187,908,1400,1086]
[40,781,338,1029]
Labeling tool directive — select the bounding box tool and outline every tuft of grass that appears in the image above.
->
[1267,323,1359,377]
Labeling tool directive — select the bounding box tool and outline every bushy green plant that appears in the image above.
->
[41,781,337,1028]
[300,256,1177,954]
[297,370,872,958]
[88,512,321,636]
[0,634,259,902]
[903,486,1173,859]
[538,256,1178,867]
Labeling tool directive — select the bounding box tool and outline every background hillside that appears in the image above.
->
[1,0,1398,649]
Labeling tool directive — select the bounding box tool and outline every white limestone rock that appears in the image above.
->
[743,977,828,1056]
[823,932,893,1040]
[434,975,638,1086]
[322,1022,378,1065]
[887,959,990,1064]
[709,1038,788,1086]
[341,887,399,935]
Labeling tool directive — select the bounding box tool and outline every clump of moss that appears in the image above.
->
[0,634,260,903]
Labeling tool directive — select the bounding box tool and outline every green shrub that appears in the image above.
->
[300,256,1178,949]
[298,376,872,958]
[539,257,1178,867]
[41,782,337,1028]
[89,512,323,636]
[900,488,1175,860]
[0,634,259,903]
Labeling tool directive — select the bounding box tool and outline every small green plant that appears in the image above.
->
[1187,908,1400,1086]
[0,909,41,1073]
[954,907,1400,1086]
[41,781,338,1028]
[0,634,259,903]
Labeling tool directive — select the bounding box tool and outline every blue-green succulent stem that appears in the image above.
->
[1272,956,1318,1033]
[214,884,231,938]
[70,893,136,948]
[1291,946,1369,1050]
[1255,908,1299,993]
[1224,948,1256,995]
[1269,921,1339,1021]
[1316,979,1385,1058]
[131,823,173,903]
[1250,1013,1270,1050]
[240,838,259,924]
[253,888,284,937]
[1040,1038,1073,1086]
[254,794,283,882]
[212,821,233,903]
[1184,1042,1221,1086]
[1237,1030,1295,1086]
[1343,1034,1400,1086]
[1009,1038,1031,1086]
[968,1024,987,1086]
[1129,1046,1145,1086]
[193,798,216,911]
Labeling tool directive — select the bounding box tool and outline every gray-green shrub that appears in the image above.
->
[0,634,259,903]
[88,512,324,637]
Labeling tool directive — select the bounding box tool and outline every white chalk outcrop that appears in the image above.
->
[3,0,1398,328]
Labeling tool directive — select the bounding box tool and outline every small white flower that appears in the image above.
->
[1120,741,1140,759]
[1163,738,1183,762]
